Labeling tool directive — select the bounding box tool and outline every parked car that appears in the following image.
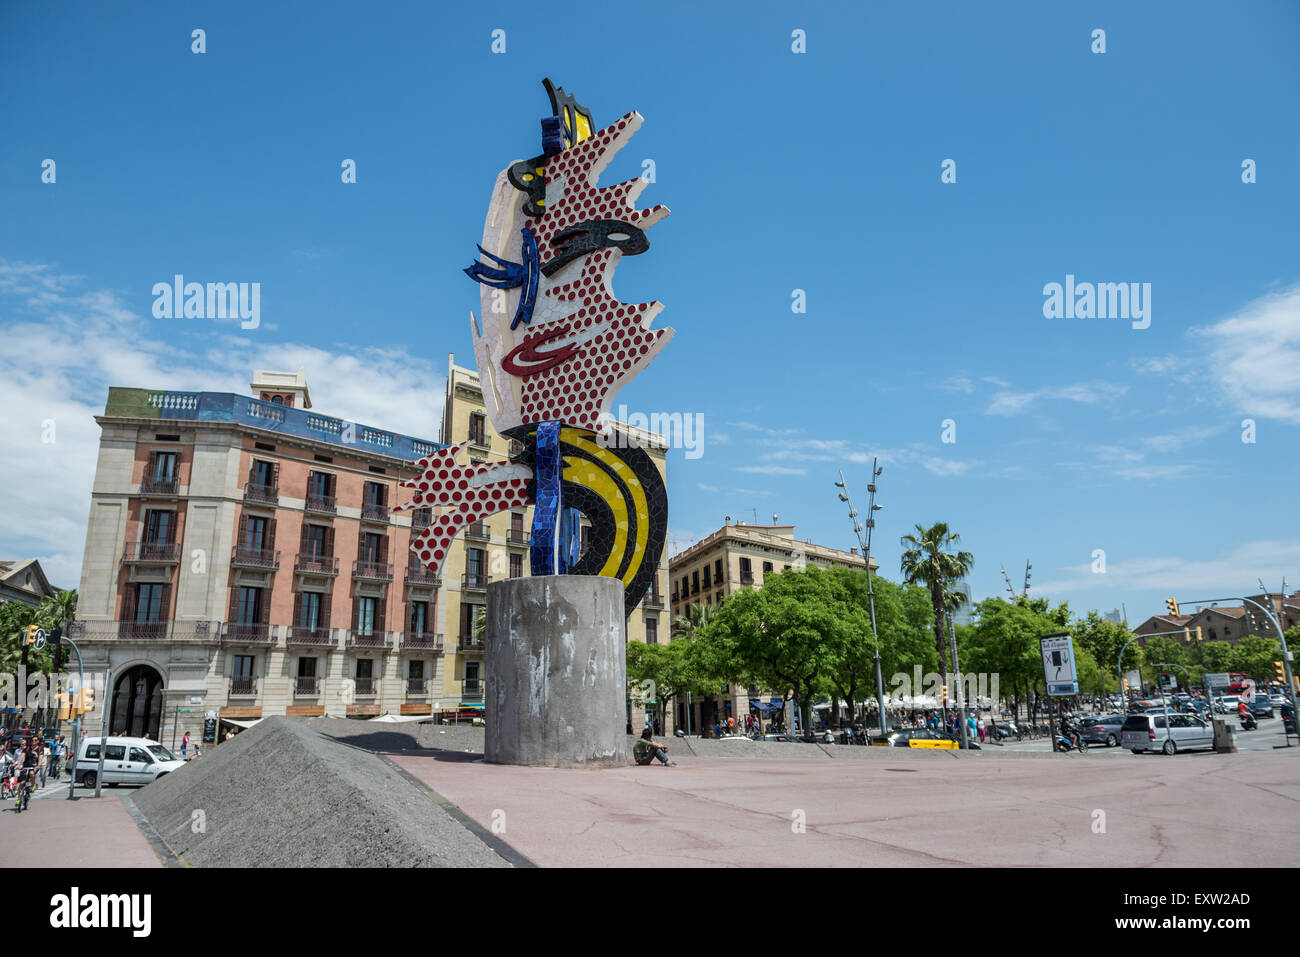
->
[1270,694,1289,709]
[1121,712,1214,755]
[74,736,185,787]
[1079,714,1128,747]
[870,728,959,749]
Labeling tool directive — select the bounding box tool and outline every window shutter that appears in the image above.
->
[228,587,239,624]
[328,473,337,497]
[238,513,248,547]
[123,583,137,620]
[376,597,386,634]
[321,596,331,630]
[271,462,280,488]
[351,597,360,631]
[299,522,310,552]
[378,535,388,565]
[260,587,271,625]
[324,526,334,557]
[167,509,177,543]
[146,451,158,482]
[160,584,172,621]
[357,529,366,562]
[293,592,302,628]
[268,518,277,550]
[380,483,389,507]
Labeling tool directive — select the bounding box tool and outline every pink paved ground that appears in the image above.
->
[390,749,1300,867]
[0,793,164,868]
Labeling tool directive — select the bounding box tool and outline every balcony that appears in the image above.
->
[352,560,393,582]
[231,545,280,570]
[458,636,485,654]
[229,676,258,696]
[644,592,665,610]
[66,621,217,643]
[287,627,334,647]
[740,572,755,585]
[404,563,440,586]
[468,431,490,452]
[361,502,390,524]
[411,508,432,530]
[464,522,490,541]
[294,676,320,696]
[462,680,483,699]
[140,474,179,495]
[507,529,530,546]
[222,622,275,645]
[123,541,181,564]
[347,630,391,650]
[401,631,443,652]
[294,553,339,576]
[353,677,377,696]
[244,482,279,506]
[407,677,428,696]
[462,572,489,590]
[304,494,337,515]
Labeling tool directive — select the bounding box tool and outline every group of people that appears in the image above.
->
[1,733,70,803]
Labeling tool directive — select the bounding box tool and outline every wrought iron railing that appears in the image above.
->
[404,564,440,585]
[305,494,337,515]
[287,627,334,647]
[347,631,390,649]
[294,676,320,695]
[140,474,179,494]
[462,572,489,589]
[465,522,490,540]
[508,529,530,545]
[361,502,390,523]
[352,560,393,581]
[123,541,181,563]
[401,632,443,652]
[231,546,280,569]
[222,622,275,644]
[244,482,279,505]
[294,553,339,576]
[230,676,257,696]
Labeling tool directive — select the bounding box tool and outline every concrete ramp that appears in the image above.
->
[130,716,511,867]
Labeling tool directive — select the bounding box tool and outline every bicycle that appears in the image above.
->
[14,770,34,813]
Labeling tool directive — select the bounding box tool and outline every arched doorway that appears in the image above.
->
[110,665,164,738]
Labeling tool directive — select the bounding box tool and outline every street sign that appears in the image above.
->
[1040,633,1079,696]
[33,629,47,650]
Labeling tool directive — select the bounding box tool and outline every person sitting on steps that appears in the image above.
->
[633,726,676,766]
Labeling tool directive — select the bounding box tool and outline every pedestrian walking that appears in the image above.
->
[181,732,190,759]
[977,715,986,743]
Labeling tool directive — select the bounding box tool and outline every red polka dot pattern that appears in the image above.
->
[514,111,673,432]
[394,443,532,577]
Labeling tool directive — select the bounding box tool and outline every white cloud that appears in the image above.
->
[1193,284,1300,424]
[986,381,1128,416]
[736,465,808,476]
[939,376,975,393]
[0,259,444,588]
[1033,539,1300,598]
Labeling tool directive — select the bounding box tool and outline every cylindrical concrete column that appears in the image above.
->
[484,575,628,768]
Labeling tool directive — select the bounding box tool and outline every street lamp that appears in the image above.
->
[835,461,888,737]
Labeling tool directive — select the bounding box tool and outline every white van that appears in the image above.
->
[74,736,186,787]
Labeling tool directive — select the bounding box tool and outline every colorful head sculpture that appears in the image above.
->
[400,80,670,617]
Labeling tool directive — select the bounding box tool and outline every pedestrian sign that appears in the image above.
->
[1040,632,1079,696]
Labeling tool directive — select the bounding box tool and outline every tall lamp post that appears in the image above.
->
[835,460,887,736]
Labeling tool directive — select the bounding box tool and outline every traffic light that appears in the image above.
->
[1165,597,1180,616]
[1277,661,1287,683]
[1121,676,1129,693]
[940,683,948,704]
[1183,629,1192,644]
[1193,627,1203,642]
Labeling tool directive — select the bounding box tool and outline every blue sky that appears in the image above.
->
[2,0,1298,623]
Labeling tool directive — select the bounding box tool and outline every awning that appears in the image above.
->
[221,717,263,729]
[371,713,438,724]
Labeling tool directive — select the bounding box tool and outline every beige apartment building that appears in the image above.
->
[70,365,669,743]
[668,519,873,733]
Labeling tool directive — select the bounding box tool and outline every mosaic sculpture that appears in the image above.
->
[399,80,669,617]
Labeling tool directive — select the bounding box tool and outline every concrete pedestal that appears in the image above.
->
[483,575,628,768]
[1212,718,1237,753]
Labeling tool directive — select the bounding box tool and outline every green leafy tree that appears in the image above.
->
[961,595,1072,722]
[899,522,974,695]
[1140,635,1186,687]
[1072,611,1133,684]
[627,637,712,730]
[1228,635,1282,682]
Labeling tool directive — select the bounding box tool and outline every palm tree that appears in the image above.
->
[900,523,974,700]
[671,602,714,642]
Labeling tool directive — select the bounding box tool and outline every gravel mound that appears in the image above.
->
[130,716,509,867]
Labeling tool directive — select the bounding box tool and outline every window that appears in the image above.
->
[362,532,383,563]
[465,661,481,684]
[244,516,268,550]
[237,587,262,624]
[740,557,753,580]
[153,452,177,481]
[309,471,333,498]
[356,659,374,680]
[297,657,317,678]
[469,412,486,446]
[703,565,711,589]
[135,583,165,622]
[681,575,689,596]
[365,481,387,507]
[304,524,328,557]
[716,591,723,605]
[714,558,723,583]
[130,747,154,764]
[104,745,126,762]
[509,553,523,578]
[253,459,275,487]
[270,395,284,405]
[692,570,700,594]
[646,617,658,645]
[409,601,429,634]
[511,512,524,532]
[408,659,424,680]
[784,564,791,571]
[460,603,480,637]
[468,548,484,580]
[298,593,322,631]
[763,561,773,574]
[233,655,255,678]
[357,597,377,636]
[145,509,172,543]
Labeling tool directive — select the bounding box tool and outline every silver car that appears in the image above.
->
[1121,712,1214,754]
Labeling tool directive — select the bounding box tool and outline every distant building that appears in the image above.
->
[1132,613,1195,646]
[1103,608,1123,625]
[0,559,61,607]
[668,518,872,732]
